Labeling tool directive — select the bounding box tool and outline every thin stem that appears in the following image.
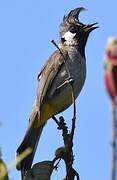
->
[51,40,71,78]
[70,84,76,141]
[111,103,117,180]
[51,40,78,180]
[52,116,60,127]
[51,40,77,142]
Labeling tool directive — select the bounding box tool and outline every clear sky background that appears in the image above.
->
[0,1,117,180]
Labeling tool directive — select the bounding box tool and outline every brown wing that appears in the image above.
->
[37,49,68,108]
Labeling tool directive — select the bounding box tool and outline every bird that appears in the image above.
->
[104,37,117,106]
[16,7,98,177]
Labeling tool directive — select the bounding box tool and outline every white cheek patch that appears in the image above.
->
[63,31,76,41]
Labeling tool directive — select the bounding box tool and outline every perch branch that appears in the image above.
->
[52,116,79,180]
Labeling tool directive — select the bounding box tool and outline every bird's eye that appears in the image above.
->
[69,26,77,33]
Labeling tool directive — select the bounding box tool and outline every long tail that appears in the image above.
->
[16,107,44,177]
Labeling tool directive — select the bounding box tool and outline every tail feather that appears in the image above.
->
[16,108,44,177]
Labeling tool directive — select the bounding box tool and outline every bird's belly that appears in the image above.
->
[47,58,86,114]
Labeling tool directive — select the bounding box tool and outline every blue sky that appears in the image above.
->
[0,1,117,179]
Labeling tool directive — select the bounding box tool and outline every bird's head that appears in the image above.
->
[60,7,98,57]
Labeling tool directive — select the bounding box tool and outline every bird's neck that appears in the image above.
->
[60,41,85,59]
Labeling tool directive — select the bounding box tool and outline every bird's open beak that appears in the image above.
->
[83,22,99,32]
